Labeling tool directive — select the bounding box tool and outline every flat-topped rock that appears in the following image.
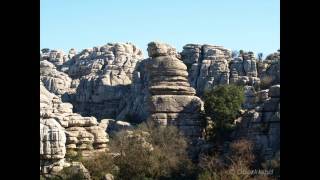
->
[147,41,178,58]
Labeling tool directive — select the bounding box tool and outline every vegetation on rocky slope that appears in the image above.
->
[203,84,245,143]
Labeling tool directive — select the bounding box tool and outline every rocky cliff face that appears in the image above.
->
[41,43,144,120]
[232,84,280,159]
[258,51,280,87]
[229,52,260,87]
[181,44,231,96]
[40,42,280,170]
[40,83,109,174]
[40,49,70,67]
[40,60,73,96]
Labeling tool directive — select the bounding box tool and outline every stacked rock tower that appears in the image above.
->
[145,42,204,139]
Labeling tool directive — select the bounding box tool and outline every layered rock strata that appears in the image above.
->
[145,42,204,139]
[40,83,109,174]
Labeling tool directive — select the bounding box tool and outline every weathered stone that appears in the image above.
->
[40,60,73,96]
[229,51,260,87]
[145,42,204,139]
[59,43,144,119]
[40,118,66,160]
[257,51,280,87]
[232,85,280,160]
[40,83,109,175]
[181,44,230,95]
[147,41,178,58]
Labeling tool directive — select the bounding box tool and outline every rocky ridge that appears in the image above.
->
[40,41,280,175]
[41,43,144,120]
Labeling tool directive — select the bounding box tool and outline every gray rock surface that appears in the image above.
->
[61,43,144,119]
[40,83,109,174]
[41,49,69,67]
[40,60,73,96]
[232,84,280,160]
[257,51,280,88]
[229,51,260,87]
[40,42,280,165]
[145,42,204,139]
[181,44,231,95]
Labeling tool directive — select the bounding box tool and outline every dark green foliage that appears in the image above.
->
[203,84,244,142]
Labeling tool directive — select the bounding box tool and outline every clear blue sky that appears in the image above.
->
[41,0,279,58]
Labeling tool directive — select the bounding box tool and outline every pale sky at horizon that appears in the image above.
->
[40,0,280,58]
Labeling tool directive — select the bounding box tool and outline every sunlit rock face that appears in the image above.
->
[145,42,204,139]
[53,43,143,119]
[40,83,109,174]
[181,44,231,96]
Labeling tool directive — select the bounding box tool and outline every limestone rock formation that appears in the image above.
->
[40,41,280,169]
[40,118,67,174]
[258,51,280,87]
[147,41,180,58]
[232,84,280,160]
[41,49,69,67]
[60,43,144,119]
[146,42,204,139]
[181,44,231,96]
[229,51,260,87]
[40,60,73,96]
[116,58,151,122]
[40,83,109,174]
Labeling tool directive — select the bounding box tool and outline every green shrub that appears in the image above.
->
[65,149,83,162]
[55,166,87,180]
[81,152,117,180]
[203,84,244,143]
[41,167,87,180]
[110,121,196,180]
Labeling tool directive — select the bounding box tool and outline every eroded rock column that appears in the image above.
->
[146,42,204,139]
